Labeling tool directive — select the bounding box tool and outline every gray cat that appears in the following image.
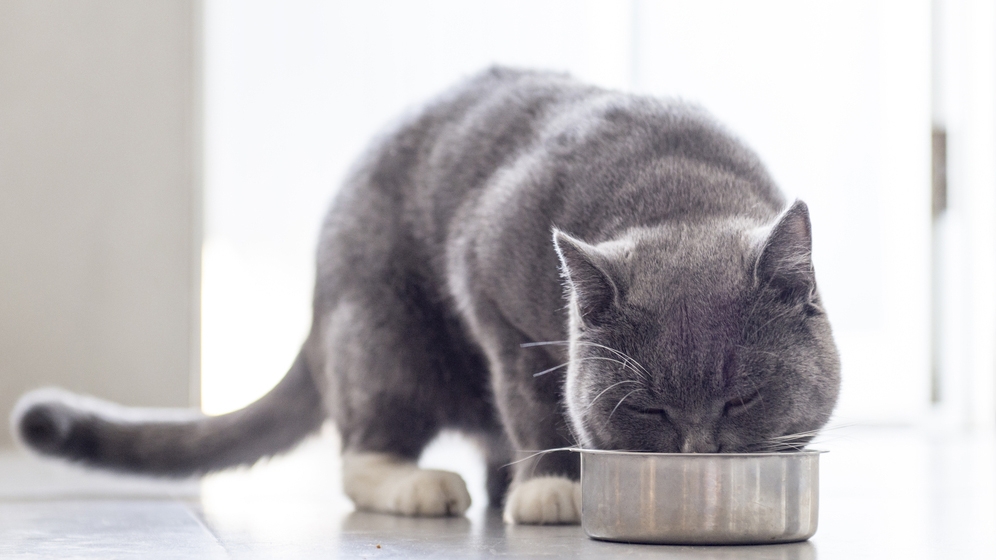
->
[12,67,840,524]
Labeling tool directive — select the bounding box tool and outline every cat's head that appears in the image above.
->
[554,200,840,453]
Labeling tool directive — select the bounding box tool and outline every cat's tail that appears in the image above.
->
[9,351,325,477]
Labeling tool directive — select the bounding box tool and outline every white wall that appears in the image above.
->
[203,0,936,425]
[933,0,996,430]
[0,0,202,446]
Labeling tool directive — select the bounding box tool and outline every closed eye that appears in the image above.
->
[724,391,761,417]
[626,404,667,416]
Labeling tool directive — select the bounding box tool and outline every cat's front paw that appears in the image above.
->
[502,476,581,524]
[386,468,472,517]
[343,453,472,517]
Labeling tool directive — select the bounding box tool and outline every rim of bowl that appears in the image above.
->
[576,449,825,457]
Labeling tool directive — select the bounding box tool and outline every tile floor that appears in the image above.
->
[1,424,993,559]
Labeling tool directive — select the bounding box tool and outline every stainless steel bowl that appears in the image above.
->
[580,449,821,545]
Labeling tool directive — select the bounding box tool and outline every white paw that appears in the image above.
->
[386,469,472,517]
[343,453,472,517]
[502,476,581,525]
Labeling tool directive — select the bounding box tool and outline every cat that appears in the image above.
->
[12,67,840,525]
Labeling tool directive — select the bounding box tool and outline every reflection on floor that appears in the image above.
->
[0,425,993,559]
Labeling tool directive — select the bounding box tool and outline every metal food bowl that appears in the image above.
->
[580,449,822,545]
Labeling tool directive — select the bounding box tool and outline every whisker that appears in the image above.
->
[532,362,570,377]
[816,421,859,431]
[532,355,642,377]
[499,446,582,470]
[755,442,808,453]
[574,341,652,379]
[520,340,569,348]
[521,340,653,382]
[577,355,649,381]
[766,431,823,441]
[526,342,651,383]
[756,423,862,452]
[766,423,858,441]
[606,389,643,423]
[585,380,642,410]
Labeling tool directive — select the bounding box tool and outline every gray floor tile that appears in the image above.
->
[0,500,227,560]
[0,426,994,558]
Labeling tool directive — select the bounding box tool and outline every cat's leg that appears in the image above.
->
[467,310,582,524]
[498,386,582,525]
[321,298,472,517]
[474,430,514,509]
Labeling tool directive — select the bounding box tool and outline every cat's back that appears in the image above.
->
[317,68,784,320]
[329,66,780,236]
[412,68,783,239]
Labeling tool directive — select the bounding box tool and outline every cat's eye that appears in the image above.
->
[626,404,667,417]
[724,392,761,416]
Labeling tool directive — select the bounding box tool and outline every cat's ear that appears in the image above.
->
[755,200,816,305]
[553,230,622,328]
